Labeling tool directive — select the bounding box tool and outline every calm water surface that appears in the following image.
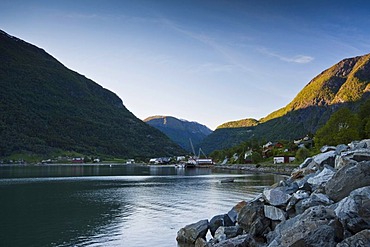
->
[0,164,283,247]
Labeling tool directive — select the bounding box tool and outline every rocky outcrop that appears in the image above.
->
[267,206,343,247]
[176,219,209,244]
[336,229,370,247]
[325,161,370,202]
[209,214,234,237]
[237,201,270,237]
[176,139,370,246]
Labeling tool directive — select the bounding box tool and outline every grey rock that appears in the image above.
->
[331,186,370,234]
[335,155,356,170]
[263,187,291,206]
[326,161,370,202]
[237,201,271,237]
[291,169,310,180]
[293,190,310,200]
[353,153,370,162]
[348,140,359,149]
[267,206,342,247]
[213,234,262,247]
[351,139,370,149]
[264,205,286,221]
[307,166,335,190]
[282,181,299,195]
[177,219,209,244]
[195,237,209,247]
[313,150,336,167]
[321,145,337,153]
[302,219,343,247]
[335,144,349,155]
[228,201,248,225]
[336,229,370,247]
[209,214,234,237]
[299,157,313,169]
[286,190,310,212]
[293,173,315,191]
[214,225,243,242]
[336,149,370,168]
[295,193,334,214]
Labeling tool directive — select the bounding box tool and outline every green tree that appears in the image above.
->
[358,99,370,138]
[364,118,370,138]
[295,147,310,162]
[251,152,262,164]
[314,108,361,147]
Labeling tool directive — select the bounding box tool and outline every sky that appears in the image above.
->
[1,0,370,130]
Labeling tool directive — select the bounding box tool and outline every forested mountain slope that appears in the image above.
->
[144,115,212,152]
[200,53,370,154]
[0,30,184,158]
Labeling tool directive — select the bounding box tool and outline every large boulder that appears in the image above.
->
[209,214,234,237]
[286,190,310,211]
[214,225,243,242]
[331,186,370,234]
[335,144,349,155]
[267,206,343,247]
[313,150,336,167]
[195,237,208,247]
[264,205,286,221]
[325,161,370,202]
[237,201,271,237]
[307,166,335,190]
[213,234,260,247]
[298,157,313,169]
[295,193,333,214]
[335,154,357,170]
[176,219,209,244]
[349,139,370,149]
[263,187,291,207]
[336,229,370,247]
[228,201,247,225]
[335,148,370,169]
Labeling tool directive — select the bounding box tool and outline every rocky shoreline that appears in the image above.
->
[213,164,295,176]
[176,139,370,247]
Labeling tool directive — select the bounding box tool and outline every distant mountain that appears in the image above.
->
[200,53,370,154]
[217,118,258,129]
[0,30,184,159]
[144,116,212,152]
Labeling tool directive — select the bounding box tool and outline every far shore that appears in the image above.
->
[213,163,296,175]
[0,162,297,175]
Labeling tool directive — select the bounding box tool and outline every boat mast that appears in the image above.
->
[189,138,196,157]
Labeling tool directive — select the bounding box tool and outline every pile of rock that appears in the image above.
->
[176,139,370,247]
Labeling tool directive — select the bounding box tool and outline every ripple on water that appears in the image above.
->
[0,166,277,247]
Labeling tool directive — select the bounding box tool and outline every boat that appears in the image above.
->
[185,157,197,168]
[185,139,214,168]
[175,163,185,168]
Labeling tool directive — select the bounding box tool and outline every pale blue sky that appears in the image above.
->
[1,0,370,129]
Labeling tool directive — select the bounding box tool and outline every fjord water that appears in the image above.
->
[0,165,281,247]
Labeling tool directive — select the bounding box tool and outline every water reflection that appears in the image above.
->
[0,165,280,247]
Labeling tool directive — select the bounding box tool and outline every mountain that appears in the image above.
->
[216,118,258,129]
[0,30,184,159]
[200,53,370,154]
[144,116,212,152]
